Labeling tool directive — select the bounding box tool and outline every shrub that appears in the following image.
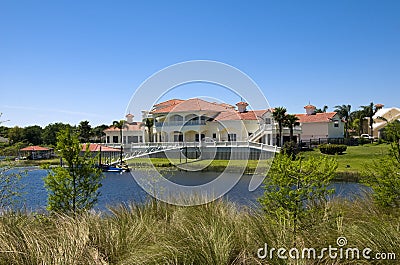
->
[358,137,371,145]
[281,141,299,159]
[319,144,347,155]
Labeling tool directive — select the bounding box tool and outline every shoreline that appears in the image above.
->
[3,158,363,182]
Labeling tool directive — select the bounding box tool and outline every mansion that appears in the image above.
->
[104,98,345,146]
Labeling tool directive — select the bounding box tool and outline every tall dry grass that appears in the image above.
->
[0,197,399,264]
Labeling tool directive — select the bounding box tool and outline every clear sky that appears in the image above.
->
[1,0,399,127]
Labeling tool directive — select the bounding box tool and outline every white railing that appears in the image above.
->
[100,140,280,161]
[155,120,207,127]
[248,124,276,141]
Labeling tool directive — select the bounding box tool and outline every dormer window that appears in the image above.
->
[334,120,339,127]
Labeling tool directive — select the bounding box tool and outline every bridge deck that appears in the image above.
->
[107,141,279,165]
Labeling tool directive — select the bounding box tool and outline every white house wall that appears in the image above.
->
[300,123,329,140]
[327,116,345,138]
[300,114,344,141]
[106,130,145,144]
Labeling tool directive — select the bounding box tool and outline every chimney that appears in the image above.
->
[236,101,248,113]
[125,113,134,124]
[141,110,150,120]
[304,104,316,115]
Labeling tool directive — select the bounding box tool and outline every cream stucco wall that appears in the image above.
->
[300,113,344,141]
[106,130,145,144]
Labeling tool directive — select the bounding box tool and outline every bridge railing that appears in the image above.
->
[101,141,280,153]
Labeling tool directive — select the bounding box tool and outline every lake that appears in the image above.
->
[7,167,369,212]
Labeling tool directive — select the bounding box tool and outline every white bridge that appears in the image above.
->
[105,141,280,164]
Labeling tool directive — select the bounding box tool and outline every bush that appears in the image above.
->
[281,141,299,159]
[319,144,347,155]
[358,137,371,145]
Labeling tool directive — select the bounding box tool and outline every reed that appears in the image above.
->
[0,197,398,264]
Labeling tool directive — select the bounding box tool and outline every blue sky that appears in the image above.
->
[1,0,399,127]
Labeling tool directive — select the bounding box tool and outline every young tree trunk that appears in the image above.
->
[289,126,294,142]
[120,129,123,164]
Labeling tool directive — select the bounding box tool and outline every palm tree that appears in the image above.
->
[143,118,154,142]
[360,102,383,137]
[334,104,351,138]
[350,110,366,135]
[315,105,328,113]
[112,120,125,164]
[272,107,287,147]
[284,114,300,142]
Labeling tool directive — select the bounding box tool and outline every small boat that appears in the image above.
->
[100,164,130,173]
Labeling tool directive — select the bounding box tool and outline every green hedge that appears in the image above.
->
[318,144,347,155]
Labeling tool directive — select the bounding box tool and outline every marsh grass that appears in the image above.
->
[0,198,399,264]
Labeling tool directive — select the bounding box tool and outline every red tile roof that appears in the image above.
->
[81,143,121,152]
[104,122,143,132]
[219,103,236,109]
[213,109,267,121]
[151,98,272,121]
[151,98,232,114]
[295,112,338,123]
[20,146,52,151]
[153,99,185,108]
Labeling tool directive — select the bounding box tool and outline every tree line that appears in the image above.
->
[0,121,109,147]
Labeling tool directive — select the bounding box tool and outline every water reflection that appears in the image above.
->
[10,168,370,212]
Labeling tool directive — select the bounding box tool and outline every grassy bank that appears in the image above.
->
[128,157,269,174]
[299,143,390,181]
[128,143,389,181]
[0,158,60,168]
[0,198,398,264]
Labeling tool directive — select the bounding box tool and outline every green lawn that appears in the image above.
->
[127,157,271,174]
[128,143,391,181]
[299,143,390,175]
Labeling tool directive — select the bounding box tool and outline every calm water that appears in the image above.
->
[7,167,369,212]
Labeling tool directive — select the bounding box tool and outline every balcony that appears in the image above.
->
[155,120,207,128]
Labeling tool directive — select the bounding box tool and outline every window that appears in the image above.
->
[112,136,119,143]
[106,136,110,143]
[128,136,139,143]
[171,115,183,122]
[174,132,183,142]
[212,133,217,139]
[139,136,143,142]
[228,133,237,142]
[265,118,271,124]
[334,120,339,128]
[195,134,205,142]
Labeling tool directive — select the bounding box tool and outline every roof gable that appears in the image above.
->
[20,146,52,151]
[151,98,233,114]
[295,112,338,123]
[81,143,121,152]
